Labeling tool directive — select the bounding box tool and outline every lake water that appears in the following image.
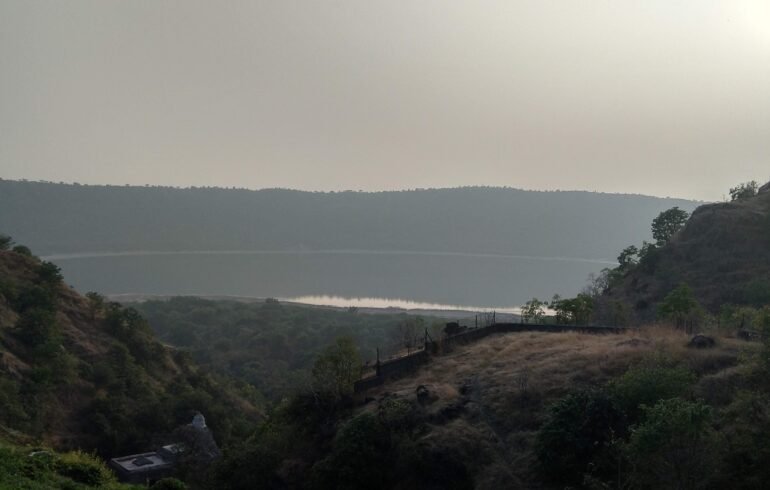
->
[47,251,612,311]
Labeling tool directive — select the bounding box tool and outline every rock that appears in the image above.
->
[737,329,761,341]
[416,385,438,405]
[688,334,715,349]
[416,385,429,401]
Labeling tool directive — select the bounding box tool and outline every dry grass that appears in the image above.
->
[365,326,758,488]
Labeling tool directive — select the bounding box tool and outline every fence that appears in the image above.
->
[353,318,627,393]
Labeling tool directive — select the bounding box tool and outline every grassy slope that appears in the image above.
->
[0,249,261,456]
[0,443,140,490]
[360,328,756,488]
[604,184,770,317]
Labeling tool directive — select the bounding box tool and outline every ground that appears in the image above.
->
[359,327,755,489]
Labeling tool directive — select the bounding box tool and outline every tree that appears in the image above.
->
[312,336,361,399]
[658,283,700,330]
[651,207,689,246]
[627,398,717,490]
[535,389,627,486]
[392,317,424,354]
[551,294,594,325]
[521,298,546,323]
[38,261,63,286]
[11,245,32,256]
[0,234,12,250]
[617,245,639,269]
[729,180,758,201]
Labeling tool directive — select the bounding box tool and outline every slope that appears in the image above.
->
[0,246,261,458]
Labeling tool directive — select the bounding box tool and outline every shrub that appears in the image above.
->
[535,388,627,486]
[55,451,116,486]
[151,477,188,489]
[311,413,392,490]
[610,360,694,422]
[12,245,32,256]
[38,261,63,286]
[627,398,717,489]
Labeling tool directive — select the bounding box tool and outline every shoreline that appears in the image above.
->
[111,293,521,321]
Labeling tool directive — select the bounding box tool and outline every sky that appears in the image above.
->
[1,1,769,201]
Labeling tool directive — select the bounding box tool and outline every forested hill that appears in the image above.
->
[602,180,770,315]
[0,180,698,258]
[0,246,261,456]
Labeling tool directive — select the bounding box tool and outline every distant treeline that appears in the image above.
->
[0,180,698,258]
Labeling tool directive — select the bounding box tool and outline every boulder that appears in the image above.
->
[688,334,715,349]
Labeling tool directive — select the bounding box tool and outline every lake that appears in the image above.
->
[46,251,612,312]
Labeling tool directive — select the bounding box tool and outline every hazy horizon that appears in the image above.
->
[0,177,710,201]
[2,1,769,201]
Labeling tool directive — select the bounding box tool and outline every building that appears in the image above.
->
[108,412,218,484]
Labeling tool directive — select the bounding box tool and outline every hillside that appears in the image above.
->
[603,181,770,318]
[0,247,261,458]
[213,326,770,489]
[131,296,449,402]
[0,180,698,260]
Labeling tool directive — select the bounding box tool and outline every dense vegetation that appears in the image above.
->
[0,444,140,490]
[204,324,770,489]
[0,180,696,260]
[594,179,770,322]
[0,241,260,460]
[132,297,444,403]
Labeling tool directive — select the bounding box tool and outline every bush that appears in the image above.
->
[535,388,627,486]
[311,413,392,490]
[55,451,115,486]
[151,477,188,489]
[12,245,32,256]
[627,398,717,489]
[38,261,63,285]
[610,360,694,422]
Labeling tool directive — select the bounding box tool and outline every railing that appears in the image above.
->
[353,317,627,393]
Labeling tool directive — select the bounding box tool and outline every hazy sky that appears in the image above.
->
[1,1,768,200]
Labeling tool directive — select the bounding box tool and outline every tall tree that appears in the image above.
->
[651,207,689,245]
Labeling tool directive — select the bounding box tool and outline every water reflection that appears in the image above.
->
[50,251,607,310]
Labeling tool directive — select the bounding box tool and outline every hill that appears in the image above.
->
[212,326,770,489]
[130,296,450,402]
[0,247,261,458]
[602,181,770,319]
[0,180,698,260]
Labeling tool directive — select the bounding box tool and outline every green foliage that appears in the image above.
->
[0,444,135,489]
[520,298,546,323]
[627,398,717,489]
[651,207,689,245]
[742,279,770,307]
[729,180,758,201]
[55,450,116,486]
[12,244,32,256]
[151,477,188,490]
[715,391,770,489]
[535,388,627,486]
[311,413,392,490]
[312,336,361,399]
[133,297,435,401]
[658,283,701,328]
[37,261,63,286]
[617,245,639,269]
[610,360,695,422]
[550,293,594,325]
[0,233,12,250]
[14,307,58,348]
